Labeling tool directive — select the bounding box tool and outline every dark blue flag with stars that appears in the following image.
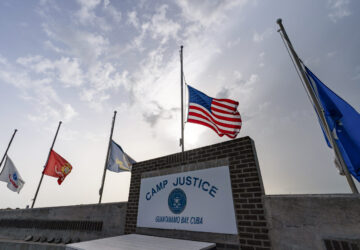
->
[305,66,360,182]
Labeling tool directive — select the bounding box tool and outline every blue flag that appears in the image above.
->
[305,66,360,182]
[107,140,135,172]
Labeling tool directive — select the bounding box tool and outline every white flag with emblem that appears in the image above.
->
[0,156,25,193]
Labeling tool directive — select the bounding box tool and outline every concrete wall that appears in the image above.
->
[0,202,127,244]
[125,136,271,250]
[0,239,65,250]
[264,194,360,250]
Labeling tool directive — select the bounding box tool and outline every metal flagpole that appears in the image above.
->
[31,121,62,208]
[180,45,185,152]
[277,18,359,194]
[99,111,117,204]
[0,129,18,169]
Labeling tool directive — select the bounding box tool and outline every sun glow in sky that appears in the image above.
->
[0,0,360,209]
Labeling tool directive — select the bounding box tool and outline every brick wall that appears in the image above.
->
[125,137,271,250]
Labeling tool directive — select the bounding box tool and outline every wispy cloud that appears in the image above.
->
[43,23,110,63]
[127,11,139,29]
[126,5,181,51]
[17,55,84,87]
[328,0,351,22]
[0,55,78,123]
[227,37,241,48]
[176,0,247,29]
[34,0,252,131]
[103,0,122,23]
[75,0,110,31]
[142,101,178,127]
[253,28,273,43]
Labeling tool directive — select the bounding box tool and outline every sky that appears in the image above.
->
[0,0,359,209]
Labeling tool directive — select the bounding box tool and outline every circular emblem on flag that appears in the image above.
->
[168,188,187,214]
[61,164,71,174]
[61,164,72,175]
[12,173,18,181]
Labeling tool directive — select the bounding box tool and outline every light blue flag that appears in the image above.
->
[107,140,135,172]
[305,66,360,182]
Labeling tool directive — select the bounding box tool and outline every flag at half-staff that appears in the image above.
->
[277,18,359,193]
[43,150,73,185]
[107,140,135,172]
[98,111,136,204]
[304,66,360,182]
[0,156,25,193]
[187,85,242,138]
[31,121,74,208]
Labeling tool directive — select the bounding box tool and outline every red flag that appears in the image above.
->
[43,150,72,185]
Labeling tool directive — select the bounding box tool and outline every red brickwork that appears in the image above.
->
[125,137,271,250]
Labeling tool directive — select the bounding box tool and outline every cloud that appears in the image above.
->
[127,22,149,51]
[16,55,54,74]
[234,71,259,88]
[42,24,109,63]
[328,0,351,22]
[44,40,66,54]
[127,5,181,50]
[32,0,251,131]
[176,0,248,28]
[127,11,139,29]
[80,88,110,111]
[54,57,84,87]
[0,55,7,65]
[37,7,134,112]
[84,131,107,142]
[259,52,265,67]
[27,82,79,123]
[234,70,242,80]
[0,54,78,123]
[241,101,271,123]
[103,0,122,23]
[253,28,273,43]
[75,0,110,31]
[215,72,258,102]
[142,101,178,127]
[73,0,121,31]
[0,55,33,89]
[148,5,181,44]
[76,61,130,111]
[26,83,78,123]
[216,87,231,99]
[244,74,259,88]
[59,127,79,141]
[16,55,84,87]
[227,37,241,48]
[63,104,78,122]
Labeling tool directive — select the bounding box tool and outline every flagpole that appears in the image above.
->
[31,121,62,208]
[276,18,359,194]
[0,129,17,169]
[180,45,185,152]
[99,111,117,204]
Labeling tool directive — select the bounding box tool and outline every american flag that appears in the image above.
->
[187,85,242,139]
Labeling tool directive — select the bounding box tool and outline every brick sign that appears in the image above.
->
[137,166,238,234]
[125,137,271,249]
